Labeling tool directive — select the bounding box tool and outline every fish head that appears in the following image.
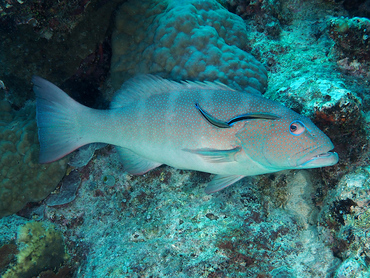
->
[236,108,338,171]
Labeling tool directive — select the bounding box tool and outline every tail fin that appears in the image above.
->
[33,76,91,163]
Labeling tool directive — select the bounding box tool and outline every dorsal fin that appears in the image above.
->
[110,74,235,109]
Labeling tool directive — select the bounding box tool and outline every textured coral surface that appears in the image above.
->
[111,0,268,94]
[0,100,67,218]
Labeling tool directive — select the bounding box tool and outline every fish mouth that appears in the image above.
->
[296,149,339,169]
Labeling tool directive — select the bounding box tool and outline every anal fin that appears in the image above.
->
[116,147,162,175]
[205,175,245,194]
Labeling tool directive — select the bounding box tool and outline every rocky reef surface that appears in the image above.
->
[1,0,370,277]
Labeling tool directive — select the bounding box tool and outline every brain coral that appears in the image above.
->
[111,0,267,94]
[0,99,67,218]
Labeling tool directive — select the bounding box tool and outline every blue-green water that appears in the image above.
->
[0,0,370,277]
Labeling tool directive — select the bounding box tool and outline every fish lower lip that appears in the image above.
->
[313,152,332,158]
[299,151,339,168]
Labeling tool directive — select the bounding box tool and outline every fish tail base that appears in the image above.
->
[33,76,92,163]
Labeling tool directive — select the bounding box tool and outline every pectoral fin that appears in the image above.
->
[205,175,245,194]
[183,147,241,163]
[116,147,162,175]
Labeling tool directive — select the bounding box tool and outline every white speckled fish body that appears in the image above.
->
[33,75,338,193]
[108,87,261,175]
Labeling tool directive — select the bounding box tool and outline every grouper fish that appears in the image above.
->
[33,75,338,193]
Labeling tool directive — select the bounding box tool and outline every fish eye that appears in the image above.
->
[289,120,305,136]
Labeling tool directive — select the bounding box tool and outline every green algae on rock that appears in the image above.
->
[2,221,69,278]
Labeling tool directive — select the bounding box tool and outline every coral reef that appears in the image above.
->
[1,0,370,276]
[35,150,340,277]
[319,167,370,277]
[226,0,293,38]
[0,98,67,218]
[329,16,370,62]
[111,0,268,94]
[327,16,370,93]
[0,0,118,108]
[1,221,69,278]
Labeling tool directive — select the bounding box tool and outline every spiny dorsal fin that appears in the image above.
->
[110,74,235,109]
